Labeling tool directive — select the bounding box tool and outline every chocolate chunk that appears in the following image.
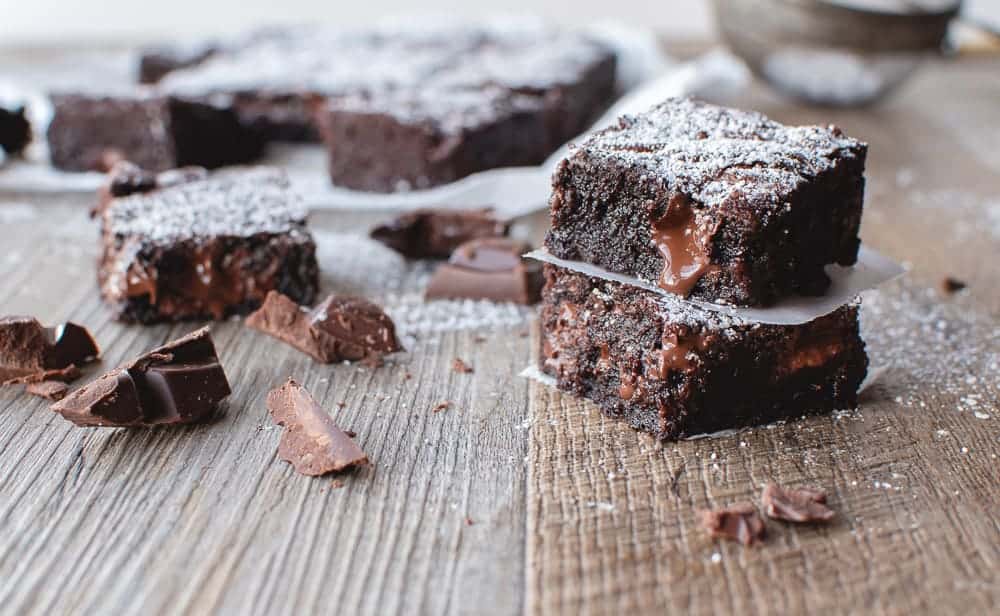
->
[761,483,835,523]
[246,290,402,364]
[0,317,99,382]
[266,379,368,476]
[699,502,766,546]
[452,358,473,374]
[425,238,542,304]
[50,327,230,427]
[0,105,31,155]
[26,381,70,401]
[370,208,509,259]
[941,277,967,294]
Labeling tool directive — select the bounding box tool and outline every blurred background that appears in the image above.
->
[1,0,996,46]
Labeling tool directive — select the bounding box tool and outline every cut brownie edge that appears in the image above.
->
[539,264,867,440]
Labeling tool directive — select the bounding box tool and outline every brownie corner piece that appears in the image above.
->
[539,264,867,440]
[98,166,318,323]
[544,97,867,306]
[46,90,263,172]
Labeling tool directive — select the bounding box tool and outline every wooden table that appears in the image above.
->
[1,53,998,616]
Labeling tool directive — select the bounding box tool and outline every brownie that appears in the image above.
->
[544,98,867,306]
[0,105,31,155]
[370,208,509,259]
[97,166,319,323]
[46,91,264,172]
[540,264,868,440]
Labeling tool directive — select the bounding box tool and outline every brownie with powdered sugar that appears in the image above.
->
[540,264,868,440]
[97,165,318,323]
[545,98,867,307]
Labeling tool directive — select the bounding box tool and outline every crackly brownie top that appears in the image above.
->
[105,167,309,243]
[161,20,612,100]
[573,98,866,210]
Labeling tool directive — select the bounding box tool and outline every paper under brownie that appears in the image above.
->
[46,90,264,172]
[97,166,318,323]
[545,98,867,306]
[540,265,868,440]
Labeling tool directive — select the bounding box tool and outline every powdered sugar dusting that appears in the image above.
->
[577,98,865,210]
[106,167,309,243]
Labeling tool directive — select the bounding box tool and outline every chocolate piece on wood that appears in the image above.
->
[0,317,99,382]
[97,166,319,323]
[49,327,231,427]
[26,381,70,401]
[370,208,509,259]
[0,105,31,155]
[540,265,868,440]
[266,378,368,476]
[699,502,767,546]
[138,42,219,84]
[545,98,867,306]
[425,238,542,304]
[761,483,835,523]
[46,91,264,172]
[246,291,402,364]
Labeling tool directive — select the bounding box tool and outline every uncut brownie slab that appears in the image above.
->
[97,166,318,323]
[46,90,264,172]
[540,265,867,440]
[545,98,867,306]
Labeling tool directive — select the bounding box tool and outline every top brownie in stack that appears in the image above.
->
[544,98,867,306]
[97,165,319,323]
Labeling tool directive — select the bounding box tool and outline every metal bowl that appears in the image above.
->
[712,0,960,106]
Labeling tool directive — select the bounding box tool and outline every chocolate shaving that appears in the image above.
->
[0,317,99,383]
[370,208,509,259]
[266,379,369,476]
[50,327,230,427]
[246,291,402,364]
[452,358,473,374]
[425,238,543,305]
[761,483,835,523]
[699,502,766,546]
[26,381,70,401]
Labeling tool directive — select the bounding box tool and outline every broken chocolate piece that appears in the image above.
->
[49,327,230,427]
[0,105,31,155]
[0,317,99,382]
[246,290,402,364]
[941,277,967,294]
[452,358,473,374]
[26,381,70,401]
[425,238,542,304]
[370,208,509,259]
[761,483,835,523]
[266,378,369,476]
[700,502,766,546]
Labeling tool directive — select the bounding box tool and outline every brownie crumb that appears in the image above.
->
[344,430,358,438]
[26,380,70,401]
[465,517,475,526]
[452,358,474,374]
[699,502,766,546]
[941,277,967,294]
[432,401,452,413]
[761,483,834,523]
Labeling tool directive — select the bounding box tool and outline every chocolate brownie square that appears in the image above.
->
[540,264,867,440]
[97,166,318,323]
[545,98,867,306]
[46,90,264,172]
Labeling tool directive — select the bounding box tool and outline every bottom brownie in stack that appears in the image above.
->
[540,265,868,440]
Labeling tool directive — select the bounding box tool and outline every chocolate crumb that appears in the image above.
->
[761,483,834,523]
[699,502,766,546]
[432,401,451,413]
[465,517,474,526]
[941,277,967,294]
[452,358,473,374]
[473,335,487,343]
[331,479,345,489]
[336,401,347,409]
[344,429,358,438]
[403,371,413,380]
[26,380,70,401]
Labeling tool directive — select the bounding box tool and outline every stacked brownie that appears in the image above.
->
[96,164,319,323]
[46,22,617,190]
[540,98,870,440]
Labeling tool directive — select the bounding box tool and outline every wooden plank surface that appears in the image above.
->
[0,54,998,616]
[527,56,1000,615]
